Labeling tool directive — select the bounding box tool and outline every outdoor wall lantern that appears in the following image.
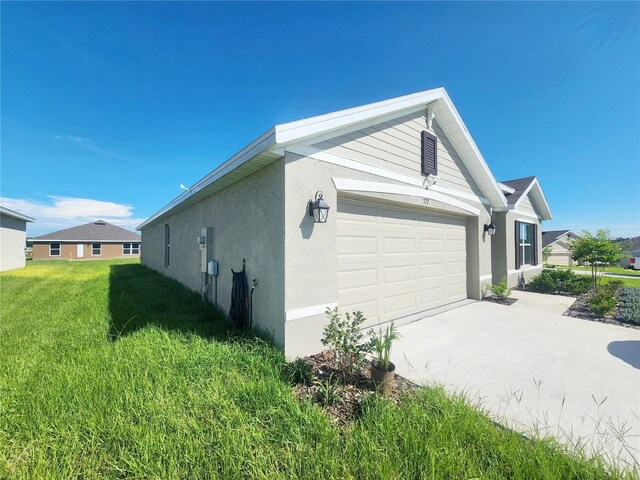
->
[308,191,330,223]
[484,222,497,236]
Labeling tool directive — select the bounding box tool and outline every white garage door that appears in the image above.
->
[337,198,468,326]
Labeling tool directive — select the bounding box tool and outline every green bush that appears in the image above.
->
[527,269,592,295]
[322,308,373,377]
[588,288,618,317]
[491,278,512,301]
[619,287,640,324]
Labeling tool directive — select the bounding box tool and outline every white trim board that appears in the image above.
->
[480,274,493,281]
[286,302,337,322]
[288,144,490,206]
[332,178,480,216]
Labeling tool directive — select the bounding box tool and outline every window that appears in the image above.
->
[92,243,101,255]
[123,243,140,255]
[164,224,170,267]
[50,242,61,256]
[515,222,537,269]
[421,130,438,176]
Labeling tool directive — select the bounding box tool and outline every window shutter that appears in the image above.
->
[532,224,538,265]
[515,222,522,270]
[421,130,438,176]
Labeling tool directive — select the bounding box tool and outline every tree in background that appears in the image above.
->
[542,245,553,265]
[570,230,622,288]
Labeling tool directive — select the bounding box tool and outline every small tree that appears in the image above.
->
[570,230,622,288]
[542,245,553,265]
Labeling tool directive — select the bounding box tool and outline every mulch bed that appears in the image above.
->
[563,292,640,330]
[483,296,518,306]
[291,350,418,425]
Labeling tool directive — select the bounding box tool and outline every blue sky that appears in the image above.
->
[2,2,638,237]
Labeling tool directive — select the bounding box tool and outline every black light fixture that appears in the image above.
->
[484,222,496,236]
[308,191,330,223]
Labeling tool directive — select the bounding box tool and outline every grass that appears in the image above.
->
[601,276,640,288]
[551,265,640,277]
[0,260,634,479]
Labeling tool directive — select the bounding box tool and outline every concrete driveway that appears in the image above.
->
[395,290,640,469]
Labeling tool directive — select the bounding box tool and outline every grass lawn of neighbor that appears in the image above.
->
[0,260,635,479]
[552,265,640,277]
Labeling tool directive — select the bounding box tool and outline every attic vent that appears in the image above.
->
[421,130,438,176]
[94,221,106,225]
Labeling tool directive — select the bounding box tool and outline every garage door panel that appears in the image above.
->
[337,198,468,324]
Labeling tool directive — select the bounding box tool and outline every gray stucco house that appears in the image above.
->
[138,87,553,357]
[0,206,35,272]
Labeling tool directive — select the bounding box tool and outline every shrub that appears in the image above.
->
[588,288,618,317]
[491,278,512,301]
[527,269,592,295]
[619,287,640,325]
[322,308,373,377]
[284,358,313,385]
[527,271,556,293]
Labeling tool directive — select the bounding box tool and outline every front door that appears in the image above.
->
[77,244,84,258]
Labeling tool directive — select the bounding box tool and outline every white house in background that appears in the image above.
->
[138,87,553,358]
[0,206,35,272]
[541,230,581,266]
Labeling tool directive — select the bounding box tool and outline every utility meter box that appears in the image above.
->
[199,227,214,273]
[207,260,218,276]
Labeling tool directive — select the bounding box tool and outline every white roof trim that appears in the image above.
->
[498,182,516,194]
[30,239,139,243]
[513,177,553,221]
[0,206,35,223]
[139,87,508,229]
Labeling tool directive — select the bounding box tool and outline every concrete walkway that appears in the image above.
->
[395,291,640,469]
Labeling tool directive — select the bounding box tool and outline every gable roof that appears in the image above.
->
[31,220,141,242]
[138,87,510,230]
[0,205,35,223]
[542,230,581,247]
[499,176,553,221]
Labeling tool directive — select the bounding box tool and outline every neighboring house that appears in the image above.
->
[542,230,581,266]
[138,87,553,358]
[31,220,141,260]
[619,236,640,268]
[0,206,35,272]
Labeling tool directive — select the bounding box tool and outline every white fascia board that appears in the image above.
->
[137,128,278,230]
[0,206,35,223]
[332,178,480,216]
[288,144,489,206]
[274,88,446,145]
[498,182,516,194]
[512,178,553,221]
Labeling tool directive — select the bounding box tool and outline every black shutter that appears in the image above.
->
[515,221,522,270]
[532,224,538,266]
[421,130,438,176]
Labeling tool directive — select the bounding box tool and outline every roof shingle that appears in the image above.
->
[500,176,536,205]
[31,220,140,242]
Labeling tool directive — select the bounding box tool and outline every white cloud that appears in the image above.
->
[0,196,145,235]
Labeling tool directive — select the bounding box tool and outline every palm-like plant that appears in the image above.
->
[371,323,400,372]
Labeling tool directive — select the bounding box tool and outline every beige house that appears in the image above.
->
[138,87,553,357]
[31,220,141,260]
[0,206,35,272]
[542,230,581,266]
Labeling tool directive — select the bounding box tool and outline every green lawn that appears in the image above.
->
[0,260,633,479]
[551,265,640,277]
[601,276,640,288]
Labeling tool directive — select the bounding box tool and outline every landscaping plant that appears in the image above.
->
[618,287,640,325]
[322,307,373,377]
[528,269,592,295]
[284,357,314,386]
[371,322,400,372]
[570,230,622,289]
[491,277,512,301]
[588,288,618,317]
